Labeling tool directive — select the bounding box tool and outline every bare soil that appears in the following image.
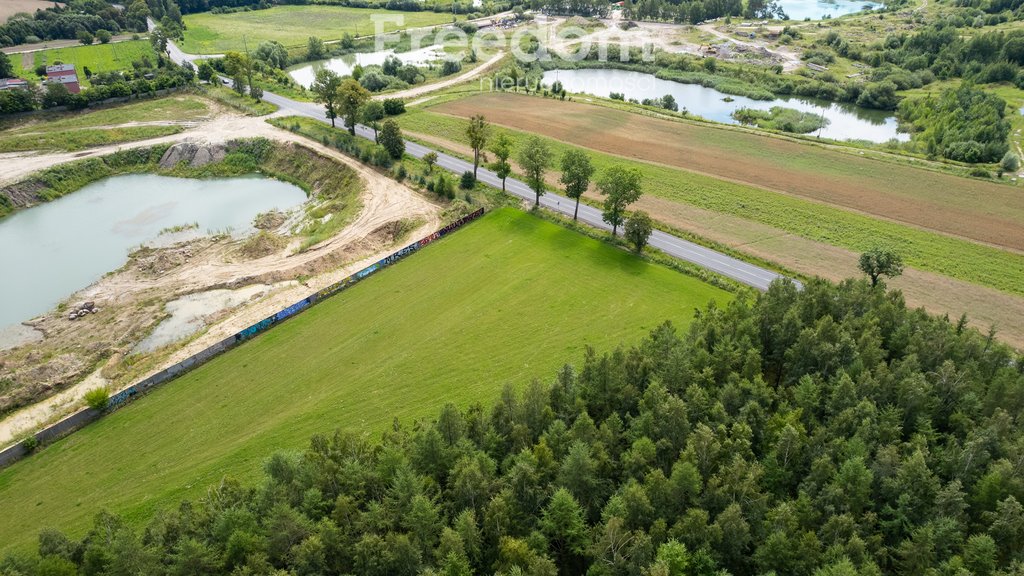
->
[0,113,442,445]
[0,0,61,23]
[433,92,1024,252]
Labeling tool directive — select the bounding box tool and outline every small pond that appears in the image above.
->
[289,45,447,88]
[543,68,908,143]
[775,0,877,20]
[0,174,306,336]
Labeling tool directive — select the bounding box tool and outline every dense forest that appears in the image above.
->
[2,278,1023,576]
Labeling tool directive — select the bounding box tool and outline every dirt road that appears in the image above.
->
[698,23,802,71]
[375,51,505,102]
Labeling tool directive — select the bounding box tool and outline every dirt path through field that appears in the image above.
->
[698,23,803,71]
[405,127,1024,349]
[377,51,505,102]
[432,92,1024,252]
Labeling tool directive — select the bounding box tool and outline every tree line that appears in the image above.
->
[0,0,137,47]
[2,275,1023,576]
[458,115,654,252]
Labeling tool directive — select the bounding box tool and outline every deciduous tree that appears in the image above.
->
[858,247,904,287]
[624,210,653,253]
[361,100,386,142]
[338,78,370,135]
[598,165,643,236]
[311,69,343,127]
[489,133,513,192]
[517,135,551,207]
[379,119,405,160]
[559,150,594,221]
[466,114,490,177]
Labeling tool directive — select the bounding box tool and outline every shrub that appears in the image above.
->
[1000,151,1020,172]
[441,59,462,75]
[383,98,405,115]
[434,173,453,198]
[460,170,476,189]
[84,387,110,411]
[21,436,38,453]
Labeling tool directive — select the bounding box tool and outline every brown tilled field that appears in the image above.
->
[433,92,1024,252]
[0,0,59,22]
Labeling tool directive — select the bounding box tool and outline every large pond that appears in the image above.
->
[0,174,306,336]
[776,0,877,20]
[543,68,907,143]
[289,45,447,88]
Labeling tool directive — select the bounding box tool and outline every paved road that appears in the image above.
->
[167,39,791,290]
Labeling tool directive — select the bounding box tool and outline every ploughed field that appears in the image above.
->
[432,92,1024,253]
[0,208,730,552]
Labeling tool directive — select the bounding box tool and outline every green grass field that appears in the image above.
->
[182,5,460,53]
[0,95,211,152]
[395,108,1024,297]
[12,41,158,83]
[0,208,729,553]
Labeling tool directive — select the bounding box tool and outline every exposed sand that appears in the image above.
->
[0,112,443,446]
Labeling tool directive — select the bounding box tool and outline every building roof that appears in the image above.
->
[0,78,29,89]
[49,74,78,84]
[46,63,76,74]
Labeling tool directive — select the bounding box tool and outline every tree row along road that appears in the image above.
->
[167,40,791,290]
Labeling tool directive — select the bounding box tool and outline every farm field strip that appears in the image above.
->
[431,92,1024,252]
[394,106,1024,297]
[0,208,729,553]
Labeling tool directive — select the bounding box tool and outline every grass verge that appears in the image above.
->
[0,95,210,153]
[202,84,279,116]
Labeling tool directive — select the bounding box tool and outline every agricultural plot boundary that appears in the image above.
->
[0,208,486,469]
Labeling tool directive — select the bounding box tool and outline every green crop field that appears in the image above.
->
[0,208,729,553]
[395,109,1024,297]
[182,5,461,54]
[0,95,211,152]
[12,40,158,82]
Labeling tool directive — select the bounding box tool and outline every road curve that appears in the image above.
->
[167,38,793,290]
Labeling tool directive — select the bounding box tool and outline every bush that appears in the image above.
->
[96,29,112,44]
[441,59,462,76]
[434,173,453,198]
[84,387,110,411]
[21,436,38,453]
[460,170,476,189]
[1000,151,1020,172]
[382,98,405,115]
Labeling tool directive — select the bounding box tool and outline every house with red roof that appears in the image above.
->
[46,63,80,94]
